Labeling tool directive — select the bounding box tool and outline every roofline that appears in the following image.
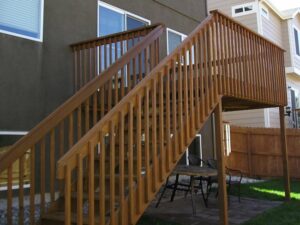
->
[259,0,300,20]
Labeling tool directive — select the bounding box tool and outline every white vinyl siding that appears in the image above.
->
[0,0,43,41]
[207,0,258,32]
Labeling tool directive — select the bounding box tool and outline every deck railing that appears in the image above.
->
[56,10,286,225]
[0,24,164,225]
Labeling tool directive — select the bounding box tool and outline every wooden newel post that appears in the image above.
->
[279,106,291,201]
[214,101,229,225]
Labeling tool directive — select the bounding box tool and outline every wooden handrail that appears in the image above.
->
[70,23,162,48]
[56,11,286,225]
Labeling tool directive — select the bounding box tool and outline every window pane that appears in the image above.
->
[0,0,42,39]
[168,31,182,54]
[244,5,253,11]
[294,29,300,56]
[127,16,147,30]
[99,6,124,36]
[235,7,244,14]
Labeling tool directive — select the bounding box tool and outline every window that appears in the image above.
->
[232,2,256,17]
[261,6,269,19]
[0,0,44,41]
[98,2,150,37]
[294,28,300,57]
[166,28,187,55]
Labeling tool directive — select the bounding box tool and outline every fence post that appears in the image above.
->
[279,106,291,201]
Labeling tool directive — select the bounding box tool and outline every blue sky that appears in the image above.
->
[269,0,300,10]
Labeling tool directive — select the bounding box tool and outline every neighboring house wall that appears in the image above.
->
[260,2,283,46]
[0,0,207,133]
[283,20,292,67]
[223,109,265,127]
[207,0,258,32]
[292,15,300,70]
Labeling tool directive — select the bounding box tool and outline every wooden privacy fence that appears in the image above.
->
[226,126,300,179]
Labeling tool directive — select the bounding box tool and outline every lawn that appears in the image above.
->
[230,179,300,225]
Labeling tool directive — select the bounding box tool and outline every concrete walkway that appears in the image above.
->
[144,193,281,225]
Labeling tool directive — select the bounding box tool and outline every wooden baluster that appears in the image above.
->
[69,113,74,148]
[193,37,200,129]
[171,59,178,161]
[144,86,151,200]
[30,147,35,225]
[188,43,195,135]
[183,47,190,141]
[19,155,25,225]
[100,86,105,119]
[215,14,222,95]
[133,56,137,86]
[65,165,71,225]
[93,93,98,125]
[79,48,83,89]
[88,142,95,225]
[119,111,125,225]
[77,153,83,225]
[40,139,46,215]
[158,72,165,180]
[85,99,90,133]
[128,102,134,223]
[120,41,125,98]
[203,27,209,115]
[165,65,171,172]
[177,53,184,153]
[136,94,142,212]
[77,105,82,139]
[50,129,55,202]
[99,131,106,225]
[207,22,214,107]
[84,47,87,85]
[139,52,143,82]
[7,165,12,225]
[212,17,218,101]
[198,31,205,123]
[151,78,158,189]
[74,48,78,92]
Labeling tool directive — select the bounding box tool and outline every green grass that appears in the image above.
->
[231,179,300,201]
[242,200,300,225]
[229,179,300,225]
[137,215,180,225]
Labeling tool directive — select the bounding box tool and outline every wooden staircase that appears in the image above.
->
[0,11,287,225]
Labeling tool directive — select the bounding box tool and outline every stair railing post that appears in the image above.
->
[279,106,291,201]
[214,101,228,225]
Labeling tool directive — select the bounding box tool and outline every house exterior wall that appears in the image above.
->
[0,0,207,134]
[223,109,265,127]
[291,15,300,70]
[260,2,283,46]
[207,0,258,32]
[283,20,292,67]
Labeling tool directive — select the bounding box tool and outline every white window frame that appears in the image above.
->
[260,5,269,20]
[232,2,256,17]
[97,1,150,37]
[166,28,187,55]
[293,26,300,58]
[0,0,44,42]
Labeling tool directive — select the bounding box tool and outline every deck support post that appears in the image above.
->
[279,106,291,201]
[214,101,228,225]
